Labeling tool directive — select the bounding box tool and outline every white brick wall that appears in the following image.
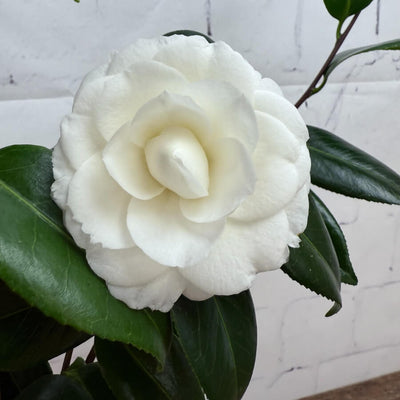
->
[2,1,400,399]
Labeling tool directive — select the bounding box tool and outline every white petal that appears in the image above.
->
[183,282,213,301]
[103,124,164,200]
[106,36,182,75]
[73,66,111,116]
[285,183,310,239]
[86,246,168,287]
[255,90,308,141]
[108,269,186,312]
[255,111,300,162]
[154,36,261,100]
[231,155,299,222]
[231,112,304,222]
[60,114,106,170]
[183,80,259,152]
[128,91,212,148]
[181,211,291,296]
[295,145,312,187]
[180,137,256,223]
[127,192,225,267]
[51,142,74,209]
[257,78,284,96]
[67,153,133,249]
[94,61,187,141]
[145,126,209,199]
[63,207,90,249]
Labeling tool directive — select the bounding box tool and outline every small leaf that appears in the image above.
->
[282,194,342,316]
[325,39,400,80]
[323,0,373,23]
[171,291,257,400]
[95,336,204,400]
[16,375,92,400]
[0,280,89,371]
[308,126,400,204]
[311,192,358,285]
[164,30,214,43]
[64,359,116,400]
[0,145,170,365]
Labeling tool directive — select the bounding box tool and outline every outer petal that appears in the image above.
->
[285,183,310,240]
[106,36,182,75]
[154,36,261,101]
[60,114,106,170]
[231,114,301,222]
[108,269,186,312]
[180,137,256,223]
[51,143,74,209]
[73,65,111,116]
[255,90,308,141]
[127,192,225,267]
[184,80,259,152]
[257,77,284,96]
[86,246,168,287]
[181,211,291,297]
[67,153,133,249]
[103,124,164,200]
[63,207,90,249]
[94,61,187,141]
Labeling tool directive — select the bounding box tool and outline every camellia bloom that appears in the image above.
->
[52,35,311,312]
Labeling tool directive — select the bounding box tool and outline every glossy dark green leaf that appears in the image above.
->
[8,362,52,392]
[1,371,20,399]
[0,145,170,365]
[164,30,214,43]
[95,336,204,400]
[171,291,257,400]
[16,375,92,400]
[308,126,400,205]
[323,0,373,22]
[325,39,400,80]
[64,359,116,400]
[0,280,89,371]
[311,192,357,285]
[282,194,342,316]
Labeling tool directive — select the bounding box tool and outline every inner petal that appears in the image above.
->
[145,126,209,199]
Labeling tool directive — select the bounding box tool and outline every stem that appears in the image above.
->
[61,349,73,372]
[295,12,361,109]
[86,345,96,363]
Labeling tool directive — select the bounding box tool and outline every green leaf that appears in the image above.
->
[311,192,358,285]
[95,336,204,400]
[171,291,257,400]
[16,375,92,400]
[0,145,170,365]
[64,359,116,400]
[282,194,342,316]
[0,280,89,371]
[8,362,52,392]
[164,30,214,43]
[308,126,400,205]
[1,371,20,399]
[325,39,400,81]
[323,0,373,23]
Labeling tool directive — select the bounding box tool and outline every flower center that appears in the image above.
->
[144,126,209,199]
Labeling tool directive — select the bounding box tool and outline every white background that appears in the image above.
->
[1,1,400,399]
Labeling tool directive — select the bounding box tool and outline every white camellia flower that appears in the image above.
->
[52,35,311,312]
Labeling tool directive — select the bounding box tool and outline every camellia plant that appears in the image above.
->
[1,0,400,399]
